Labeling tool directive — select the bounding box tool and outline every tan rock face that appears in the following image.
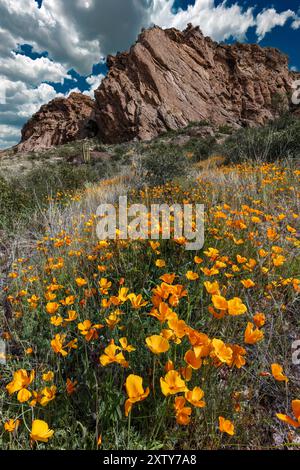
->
[17,92,96,152]
[95,25,296,143]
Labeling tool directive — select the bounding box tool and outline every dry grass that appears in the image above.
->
[0,158,299,450]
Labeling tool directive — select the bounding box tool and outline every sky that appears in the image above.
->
[0,0,299,149]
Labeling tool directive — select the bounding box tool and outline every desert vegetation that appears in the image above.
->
[0,117,299,449]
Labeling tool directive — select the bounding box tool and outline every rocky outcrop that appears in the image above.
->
[17,93,97,152]
[94,24,297,143]
[17,25,299,152]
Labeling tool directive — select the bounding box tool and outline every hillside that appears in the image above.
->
[0,116,299,450]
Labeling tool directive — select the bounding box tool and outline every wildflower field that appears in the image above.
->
[0,152,299,449]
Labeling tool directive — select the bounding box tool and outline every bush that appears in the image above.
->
[141,145,188,185]
[193,136,216,161]
[222,115,300,163]
[0,175,29,228]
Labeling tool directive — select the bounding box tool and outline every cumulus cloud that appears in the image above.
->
[150,0,255,41]
[0,77,60,148]
[84,74,105,97]
[291,17,300,30]
[0,52,70,85]
[1,0,295,76]
[256,8,295,41]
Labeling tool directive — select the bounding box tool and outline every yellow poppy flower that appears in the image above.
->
[100,341,128,368]
[119,337,136,352]
[146,335,170,354]
[51,334,68,356]
[30,420,54,443]
[75,277,88,287]
[156,259,166,268]
[6,369,35,401]
[204,281,220,295]
[186,271,199,281]
[227,297,247,316]
[128,293,148,309]
[42,371,54,382]
[40,385,57,406]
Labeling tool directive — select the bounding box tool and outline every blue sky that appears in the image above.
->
[0,0,299,149]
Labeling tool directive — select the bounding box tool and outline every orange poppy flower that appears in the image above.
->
[219,416,235,436]
[184,350,202,369]
[227,297,247,316]
[174,396,192,425]
[124,374,150,416]
[185,387,205,408]
[160,273,176,284]
[276,400,300,428]
[160,370,188,396]
[100,341,128,368]
[244,322,264,344]
[149,302,176,323]
[146,335,170,354]
[228,344,246,369]
[211,338,233,365]
[271,363,288,382]
[241,279,255,288]
[253,313,266,328]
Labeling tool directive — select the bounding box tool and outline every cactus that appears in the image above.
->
[82,142,91,163]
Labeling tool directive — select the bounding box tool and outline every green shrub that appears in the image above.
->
[141,146,188,186]
[222,115,300,163]
[0,175,29,228]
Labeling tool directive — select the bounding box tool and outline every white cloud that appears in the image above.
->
[256,8,295,41]
[0,52,70,85]
[0,78,60,149]
[84,74,104,97]
[150,0,255,41]
[291,17,300,30]
[2,0,293,78]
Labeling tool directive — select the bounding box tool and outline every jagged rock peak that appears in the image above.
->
[94,24,295,143]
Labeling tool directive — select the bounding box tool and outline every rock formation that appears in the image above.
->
[17,93,97,152]
[94,25,296,143]
[17,25,299,151]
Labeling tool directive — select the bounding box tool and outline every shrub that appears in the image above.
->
[141,146,188,185]
[222,115,300,163]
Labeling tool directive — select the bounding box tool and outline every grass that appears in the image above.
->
[0,119,299,450]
